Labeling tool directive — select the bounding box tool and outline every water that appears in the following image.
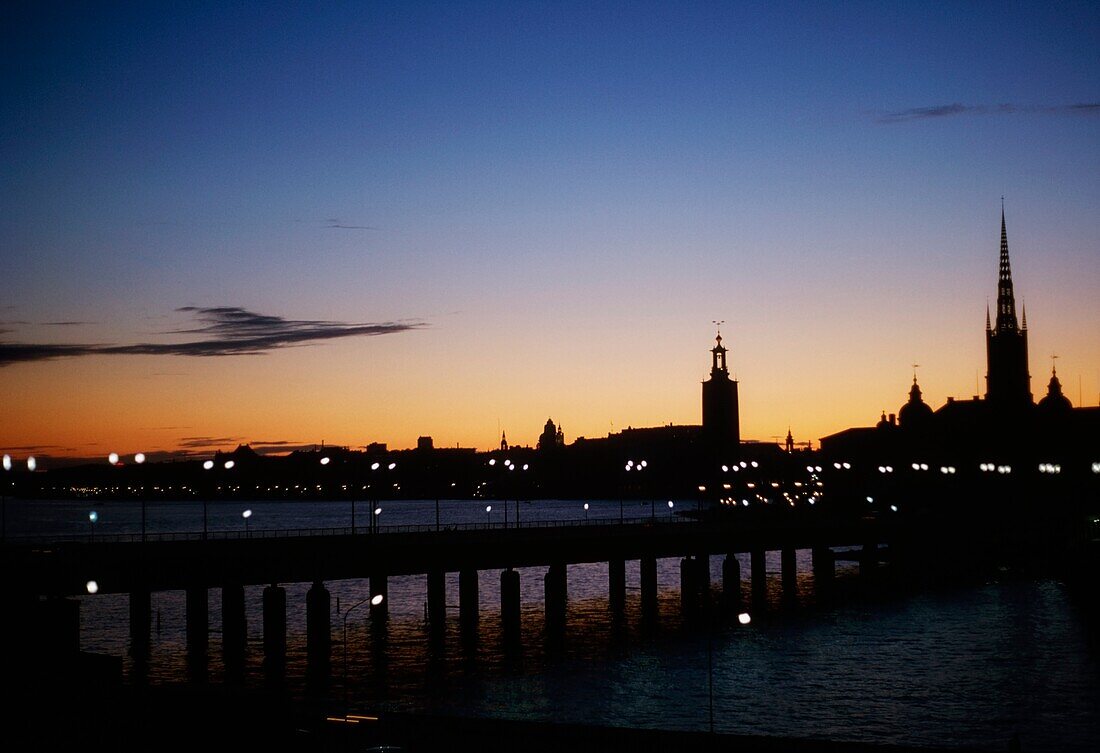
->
[7,498,1099,751]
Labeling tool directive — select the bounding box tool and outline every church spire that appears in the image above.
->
[710,321,728,376]
[996,202,1019,333]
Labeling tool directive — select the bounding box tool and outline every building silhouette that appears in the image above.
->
[702,329,740,455]
[985,206,1032,404]
[821,207,1099,463]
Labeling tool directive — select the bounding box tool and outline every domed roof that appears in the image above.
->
[899,377,933,427]
[1038,368,1073,412]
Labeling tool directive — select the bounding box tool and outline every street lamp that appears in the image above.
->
[342,592,385,716]
[242,508,252,537]
[89,510,98,542]
[485,505,492,527]
[371,506,382,534]
[134,452,146,541]
[668,500,675,520]
[583,502,589,522]
[201,459,217,538]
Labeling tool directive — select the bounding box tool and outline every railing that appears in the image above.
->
[1,513,693,546]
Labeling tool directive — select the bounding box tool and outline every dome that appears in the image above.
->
[1038,369,1073,413]
[898,378,933,428]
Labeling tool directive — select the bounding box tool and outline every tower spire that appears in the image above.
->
[996,202,1019,332]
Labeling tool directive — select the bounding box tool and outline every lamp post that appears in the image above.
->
[135,452,146,541]
[583,502,589,522]
[89,510,98,542]
[202,459,214,538]
[2,453,11,542]
[485,505,492,527]
[242,508,252,537]
[668,500,675,520]
[342,593,385,716]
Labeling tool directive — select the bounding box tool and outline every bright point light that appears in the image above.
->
[374,507,382,516]
[134,453,145,464]
[583,503,589,510]
[640,461,647,468]
[626,460,634,468]
[741,500,749,506]
[203,460,214,470]
[89,511,98,523]
[885,466,893,473]
[370,594,384,606]
[27,457,36,472]
[1092,463,1100,474]
[842,463,851,469]
[920,463,928,471]
[486,505,492,513]
[372,461,381,470]
[488,459,496,466]
[739,462,747,468]
[2,454,10,471]
[806,465,814,472]
[737,612,751,625]
[667,501,674,509]
[834,462,841,469]
[522,464,529,470]
[388,462,396,470]
[911,463,920,470]
[697,485,706,492]
[320,457,330,465]
[224,460,235,469]
[890,505,899,512]
[242,509,252,519]
[722,465,729,472]
[752,462,760,468]
[108,452,119,465]
[866,496,874,503]
[503,459,511,466]
[86,580,99,594]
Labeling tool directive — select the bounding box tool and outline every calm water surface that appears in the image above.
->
[8,498,1099,751]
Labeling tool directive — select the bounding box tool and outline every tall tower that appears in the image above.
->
[702,327,740,453]
[985,205,1032,404]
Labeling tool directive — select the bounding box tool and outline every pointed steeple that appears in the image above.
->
[985,302,991,331]
[996,203,1019,332]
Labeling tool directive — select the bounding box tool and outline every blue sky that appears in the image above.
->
[2,1,1098,457]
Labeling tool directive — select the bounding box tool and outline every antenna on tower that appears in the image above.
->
[712,319,725,337]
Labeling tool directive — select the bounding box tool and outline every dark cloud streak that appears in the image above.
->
[0,307,425,366]
[877,102,1100,123]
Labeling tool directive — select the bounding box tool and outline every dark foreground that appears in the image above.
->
[2,658,1011,753]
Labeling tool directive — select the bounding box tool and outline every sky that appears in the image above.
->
[2,1,1098,465]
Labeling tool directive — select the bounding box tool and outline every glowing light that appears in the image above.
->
[626,460,634,468]
[697,485,706,492]
[2,454,11,471]
[203,460,214,470]
[722,465,729,472]
[374,507,382,516]
[370,594,384,606]
[806,465,815,472]
[1092,462,1100,474]
[842,462,851,469]
[583,503,589,510]
[86,580,99,594]
[89,511,98,523]
[388,462,396,470]
[320,457,330,466]
[134,453,145,464]
[739,462,747,468]
[241,509,252,519]
[522,464,529,470]
[27,457,36,472]
[667,501,674,509]
[752,462,760,468]
[833,462,841,469]
[108,452,119,465]
[737,612,751,625]
[640,460,647,468]
[866,496,874,503]
[372,461,381,470]
[911,463,920,470]
[486,505,492,512]
[920,463,928,471]
[224,460,235,469]
[890,505,898,512]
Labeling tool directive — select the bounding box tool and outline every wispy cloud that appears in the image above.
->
[876,102,1100,124]
[0,307,425,366]
[177,436,243,449]
[325,217,377,230]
